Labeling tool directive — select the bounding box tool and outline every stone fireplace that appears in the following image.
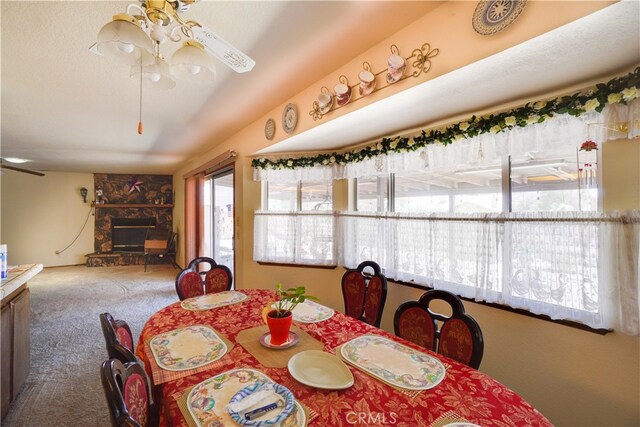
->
[86,173,173,267]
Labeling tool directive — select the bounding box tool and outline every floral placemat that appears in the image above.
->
[288,300,335,323]
[181,291,248,311]
[145,325,234,384]
[175,368,316,427]
[338,335,446,393]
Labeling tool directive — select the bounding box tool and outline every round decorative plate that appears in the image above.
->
[282,103,298,134]
[264,118,275,140]
[472,0,527,35]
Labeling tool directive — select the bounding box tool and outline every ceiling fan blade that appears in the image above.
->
[191,25,255,73]
[0,162,45,176]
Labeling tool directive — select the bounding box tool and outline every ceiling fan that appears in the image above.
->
[90,0,255,89]
[0,159,45,177]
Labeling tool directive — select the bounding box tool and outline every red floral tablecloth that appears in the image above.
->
[136,289,552,427]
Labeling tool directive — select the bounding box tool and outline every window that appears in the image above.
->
[254,181,335,266]
[356,176,388,212]
[301,182,333,211]
[346,153,611,329]
[267,182,297,211]
[511,152,598,212]
[356,154,598,213]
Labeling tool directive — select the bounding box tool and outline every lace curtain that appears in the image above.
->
[253,211,336,266]
[338,211,640,334]
[254,99,639,183]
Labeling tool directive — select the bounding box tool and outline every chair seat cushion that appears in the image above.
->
[116,326,133,352]
[179,271,205,299]
[342,271,366,318]
[204,268,230,294]
[439,318,474,365]
[124,373,149,427]
[397,306,435,350]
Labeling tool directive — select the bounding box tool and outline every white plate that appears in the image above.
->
[288,350,354,390]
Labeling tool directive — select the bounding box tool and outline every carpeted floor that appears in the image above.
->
[3,265,178,427]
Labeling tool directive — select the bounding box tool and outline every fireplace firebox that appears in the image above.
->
[111,218,156,253]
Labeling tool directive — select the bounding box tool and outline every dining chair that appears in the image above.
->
[99,313,137,364]
[341,260,388,327]
[418,289,484,369]
[101,358,158,427]
[175,257,233,300]
[187,257,233,295]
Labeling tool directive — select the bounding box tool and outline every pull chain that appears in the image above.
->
[138,60,144,135]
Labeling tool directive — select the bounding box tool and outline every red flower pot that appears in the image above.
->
[266,310,292,346]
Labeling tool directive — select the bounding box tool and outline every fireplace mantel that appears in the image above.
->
[92,203,174,208]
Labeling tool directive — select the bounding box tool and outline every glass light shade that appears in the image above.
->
[131,57,176,90]
[171,41,216,84]
[97,15,155,66]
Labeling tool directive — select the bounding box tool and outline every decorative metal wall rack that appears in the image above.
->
[309,43,439,121]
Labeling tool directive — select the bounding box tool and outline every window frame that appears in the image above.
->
[354,155,601,213]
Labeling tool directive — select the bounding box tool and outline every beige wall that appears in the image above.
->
[0,171,94,267]
[172,2,639,426]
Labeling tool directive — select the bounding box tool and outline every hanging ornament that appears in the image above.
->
[579,140,598,152]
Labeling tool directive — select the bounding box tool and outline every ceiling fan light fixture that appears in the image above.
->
[97,14,155,65]
[171,40,216,84]
[131,56,176,90]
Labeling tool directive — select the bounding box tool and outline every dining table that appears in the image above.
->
[136,288,552,427]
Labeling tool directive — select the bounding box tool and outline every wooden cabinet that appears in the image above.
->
[0,264,40,420]
[11,288,30,400]
[1,303,12,419]
[1,287,31,420]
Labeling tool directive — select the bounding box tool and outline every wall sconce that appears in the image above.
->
[80,187,88,203]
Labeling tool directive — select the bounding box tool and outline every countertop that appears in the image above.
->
[0,264,43,302]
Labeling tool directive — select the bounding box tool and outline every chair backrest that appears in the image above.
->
[100,313,137,364]
[101,358,152,427]
[341,261,388,327]
[393,301,437,351]
[418,290,484,369]
[175,257,233,300]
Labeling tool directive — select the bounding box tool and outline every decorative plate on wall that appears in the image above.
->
[265,118,276,140]
[472,0,527,35]
[282,103,298,134]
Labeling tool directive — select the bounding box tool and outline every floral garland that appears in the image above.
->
[252,67,639,170]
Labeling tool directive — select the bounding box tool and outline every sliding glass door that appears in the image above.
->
[203,168,234,277]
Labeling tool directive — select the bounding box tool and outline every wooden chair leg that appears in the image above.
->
[144,254,149,272]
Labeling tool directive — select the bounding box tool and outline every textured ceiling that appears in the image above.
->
[0,1,440,173]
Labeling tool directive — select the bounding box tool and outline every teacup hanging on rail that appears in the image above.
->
[359,62,376,96]
[317,86,333,114]
[334,75,352,107]
[386,45,406,84]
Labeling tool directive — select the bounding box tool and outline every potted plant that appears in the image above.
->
[266,284,316,346]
